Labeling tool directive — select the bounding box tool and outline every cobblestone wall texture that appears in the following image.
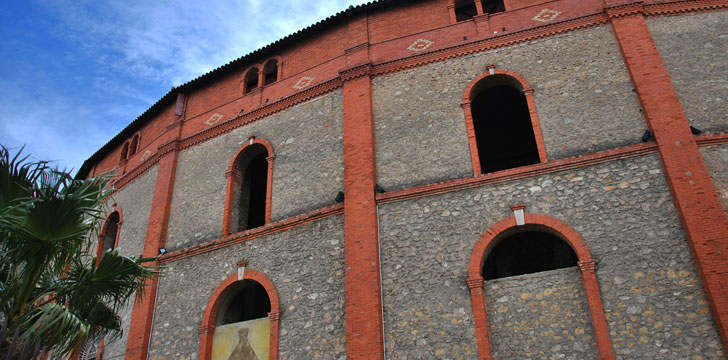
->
[648,11,728,133]
[102,165,158,359]
[701,144,728,217]
[372,25,645,190]
[484,267,598,359]
[148,215,345,360]
[166,91,344,250]
[377,154,724,358]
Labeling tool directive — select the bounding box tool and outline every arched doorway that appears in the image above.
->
[467,214,614,359]
[200,270,280,360]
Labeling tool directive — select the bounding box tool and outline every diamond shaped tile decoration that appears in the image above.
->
[140,150,152,162]
[532,9,561,22]
[293,76,314,89]
[407,39,434,52]
[205,113,223,126]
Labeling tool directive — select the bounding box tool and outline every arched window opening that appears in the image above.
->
[263,60,278,86]
[470,75,540,173]
[454,0,477,21]
[120,142,129,164]
[233,144,269,233]
[129,134,139,156]
[482,230,578,280]
[481,0,505,14]
[216,280,271,326]
[245,68,260,94]
[100,211,120,254]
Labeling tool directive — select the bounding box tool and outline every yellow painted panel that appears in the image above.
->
[212,317,270,360]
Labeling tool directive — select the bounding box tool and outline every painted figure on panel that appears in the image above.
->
[228,327,258,360]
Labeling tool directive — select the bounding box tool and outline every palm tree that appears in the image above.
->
[0,145,158,357]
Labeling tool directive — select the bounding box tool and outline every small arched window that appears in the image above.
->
[454,0,477,21]
[469,74,541,173]
[119,142,129,164]
[263,60,278,86]
[129,134,139,156]
[244,68,260,94]
[483,230,577,280]
[99,211,121,256]
[481,0,505,14]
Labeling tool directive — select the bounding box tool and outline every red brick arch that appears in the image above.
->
[96,206,123,261]
[262,56,283,86]
[199,269,280,360]
[461,67,548,176]
[222,137,275,235]
[466,213,614,360]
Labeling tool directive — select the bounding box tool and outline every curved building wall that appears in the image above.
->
[378,154,723,358]
[166,91,344,250]
[373,25,646,190]
[102,165,158,359]
[148,215,346,359]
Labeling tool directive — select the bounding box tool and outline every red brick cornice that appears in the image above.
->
[372,12,610,77]
[159,203,344,263]
[112,152,160,189]
[644,0,728,16]
[339,63,373,82]
[181,77,343,151]
[606,2,645,18]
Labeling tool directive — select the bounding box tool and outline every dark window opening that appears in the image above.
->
[471,78,540,173]
[481,0,505,14]
[263,60,278,86]
[120,142,129,163]
[234,144,269,232]
[217,280,271,325]
[483,230,578,280]
[101,211,120,254]
[245,68,259,93]
[455,0,477,21]
[129,134,139,156]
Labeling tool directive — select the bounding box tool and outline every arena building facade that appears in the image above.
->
[77,0,728,358]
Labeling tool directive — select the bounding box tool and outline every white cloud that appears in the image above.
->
[3,0,371,172]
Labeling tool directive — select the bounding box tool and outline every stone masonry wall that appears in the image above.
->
[166,91,344,250]
[372,25,645,190]
[102,165,158,359]
[484,267,598,359]
[148,215,345,360]
[377,154,724,359]
[701,144,728,217]
[648,11,728,134]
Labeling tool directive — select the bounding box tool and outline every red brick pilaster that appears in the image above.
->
[466,277,492,360]
[341,64,384,358]
[341,12,384,359]
[125,121,183,359]
[578,260,614,359]
[608,4,728,347]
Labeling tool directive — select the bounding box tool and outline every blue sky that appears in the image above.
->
[0,0,369,175]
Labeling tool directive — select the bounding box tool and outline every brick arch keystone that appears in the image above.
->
[466,213,614,359]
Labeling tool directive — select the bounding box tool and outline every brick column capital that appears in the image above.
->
[198,325,215,335]
[466,277,484,290]
[578,259,597,273]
